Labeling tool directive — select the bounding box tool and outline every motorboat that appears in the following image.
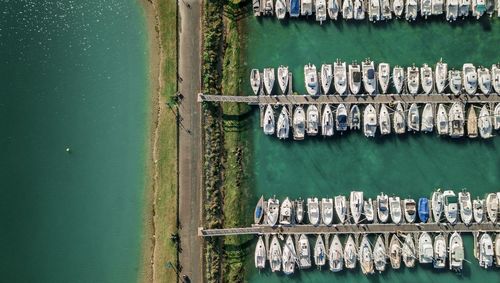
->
[458,0,471,17]
[407,103,420,132]
[449,232,464,271]
[306,105,319,135]
[304,63,318,95]
[458,190,473,225]
[463,63,478,95]
[334,59,348,95]
[316,0,328,23]
[362,59,376,95]
[402,234,416,268]
[280,197,293,225]
[434,234,447,269]
[377,193,390,223]
[263,105,275,135]
[250,69,261,95]
[448,69,462,95]
[421,103,434,133]
[368,0,381,21]
[393,66,405,94]
[335,195,347,224]
[492,64,500,94]
[419,232,434,264]
[406,0,419,20]
[378,63,390,94]
[275,0,287,19]
[336,104,348,131]
[379,104,391,135]
[298,234,312,269]
[267,197,280,226]
[421,0,433,17]
[363,104,377,137]
[467,106,478,138]
[289,0,301,17]
[321,198,334,225]
[350,191,364,224]
[432,0,445,14]
[446,0,459,20]
[393,0,405,16]
[296,198,304,224]
[343,0,355,19]
[478,104,493,139]
[255,236,266,269]
[404,199,417,223]
[389,234,401,269]
[254,195,264,224]
[350,105,361,130]
[472,0,487,18]
[443,190,458,224]
[353,0,365,19]
[263,0,274,16]
[473,198,485,223]
[431,190,444,223]
[293,106,306,140]
[421,64,433,94]
[282,235,296,275]
[407,66,420,95]
[478,67,491,94]
[374,235,386,272]
[486,193,498,222]
[436,104,449,135]
[277,65,289,94]
[253,0,261,16]
[393,103,406,134]
[321,64,333,94]
[389,196,402,224]
[359,235,374,274]
[263,68,275,95]
[301,0,313,15]
[495,103,500,130]
[495,234,500,267]
[364,198,374,222]
[381,0,393,19]
[307,197,321,225]
[314,235,327,267]
[322,104,334,137]
[479,233,494,268]
[329,235,343,272]
[277,107,290,139]
[344,235,357,269]
[418,198,430,223]
[349,62,362,95]
[269,235,282,272]
[448,102,464,138]
[328,0,340,19]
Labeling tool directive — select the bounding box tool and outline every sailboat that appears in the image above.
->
[421,103,434,133]
[334,195,347,224]
[250,69,261,95]
[282,235,296,275]
[267,197,280,226]
[329,235,343,272]
[402,233,416,268]
[364,198,374,222]
[393,66,405,94]
[407,65,420,95]
[446,0,459,20]
[478,67,491,94]
[344,235,357,269]
[314,235,327,267]
[478,104,493,139]
[343,0,355,19]
[328,0,340,19]
[359,235,374,274]
[255,236,266,269]
[463,63,478,95]
[269,235,282,272]
[276,107,290,139]
[263,105,275,135]
[431,190,444,223]
[263,68,275,95]
[277,65,289,94]
[254,196,265,224]
[393,103,406,134]
[421,64,433,94]
[393,0,405,16]
[374,235,387,272]
[350,191,364,224]
[389,234,401,269]
[321,64,333,95]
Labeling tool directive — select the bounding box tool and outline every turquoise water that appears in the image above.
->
[0,1,149,282]
[244,17,500,282]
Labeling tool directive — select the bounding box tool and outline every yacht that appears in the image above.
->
[254,196,264,224]
[322,104,334,137]
[472,0,487,18]
[463,63,478,95]
[255,236,266,269]
[418,197,430,223]
[448,102,464,138]
[390,234,401,269]
[282,236,296,275]
[448,69,462,95]
[336,104,348,131]
[343,0,355,19]
[349,62,362,95]
[407,103,420,132]
[393,66,405,94]
[421,103,434,133]
[263,68,275,95]
[334,59,347,95]
[353,0,365,19]
[434,234,447,269]
[289,0,301,17]
[263,105,275,135]
[304,63,318,95]
[432,0,445,14]
[368,0,382,21]
[298,234,312,269]
[446,0,459,20]
[495,234,500,267]
[431,190,444,223]
[364,198,374,222]
[393,103,406,134]
[467,106,478,138]
[479,233,494,268]
[307,197,321,225]
[404,199,417,223]
[378,63,390,94]
[393,0,405,17]
[306,105,319,135]
[277,107,290,139]
[379,104,391,135]
[267,197,280,226]
[296,198,304,224]
[335,195,347,224]
[350,191,364,224]
[250,69,261,95]
[316,0,328,23]
[492,64,500,94]
[301,0,313,15]
[478,104,493,139]
[328,0,340,19]
[321,64,333,95]
[449,232,464,271]
[374,235,387,272]
[436,104,449,135]
[389,196,402,224]
[495,103,500,130]
[280,197,293,225]
[421,64,433,94]
[314,235,327,267]
[277,65,289,94]
[364,104,377,137]
[293,106,306,140]
[321,198,334,225]
[381,0,393,19]
[421,0,433,17]
[329,235,343,272]
[419,232,434,264]
[362,59,377,95]
[275,0,287,19]
[344,235,357,269]
[406,0,419,20]
[459,191,473,225]
[359,235,374,274]
[473,198,485,224]
[443,190,458,224]
[486,193,498,222]
[402,234,416,268]
[407,65,420,95]
[350,105,361,130]
[478,67,491,94]
[458,0,471,16]
[269,235,282,272]
[377,193,390,223]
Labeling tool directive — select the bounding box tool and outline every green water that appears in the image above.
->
[244,17,500,282]
[0,1,149,282]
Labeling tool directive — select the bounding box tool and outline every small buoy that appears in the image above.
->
[66,147,71,153]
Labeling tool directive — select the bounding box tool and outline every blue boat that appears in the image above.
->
[290,0,300,17]
[254,196,264,224]
[418,198,429,223]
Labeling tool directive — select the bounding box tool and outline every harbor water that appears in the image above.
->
[244,17,500,282]
[0,1,149,282]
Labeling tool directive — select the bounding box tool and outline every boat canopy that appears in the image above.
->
[290,0,300,15]
[418,198,429,222]
[353,72,362,82]
[367,69,375,79]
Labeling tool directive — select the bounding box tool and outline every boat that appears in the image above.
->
[448,102,464,138]
[306,105,319,135]
[478,67,491,94]
[343,0,355,19]
[269,235,282,272]
[321,64,333,95]
[407,66,420,95]
[350,105,361,130]
[329,235,343,272]
[478,104,493,139]
[479,233,494,268]
[307,197,321,225]
[301,0,313,15]
[406,0,419,20]
[334,59,347,95]
[293,106,306,140]
[467,106,478,138]
[298,234,312,269]
[363,104,377,137]
[419,232,434,263]
[389,196,402,224]
[315,0,328,23]
[463,63,478,95]
[359,235,374,274]
[389,234,401,269]
[421,103,434,133]
[254,195,265,224]
[393,0,405,16]
[250,69,261,95]
[296,198,304,224]
[321,198,334,225]
[458,0,471,16]
[255,236,266,269]
[434,234,447,269]
[446,0,459,20]
[495,234,500,267]
[374,235,387,272]
[336,104,348,131]
[448,69,462,95]
[404,199,417,223]
[277,107,290,139]
[314,235,327,267]
[263,0,274,15]
[277,65,289,94]
[379,104,391,135]
[443,190,458,224]
[472,0,487,18]
[486,193,498,222]
[473,198,485,223]
[289,0,301,17]
[253,0,261,16]
[421,0,433,17]
[282,235,296,275]
[364,198,374,222]
[267,197,280,226]
[418,198,430,223]
[421,64,433,94]
[436,104,449,135]
[432,0,445,14]
[350,191,364,224]
[458,190,473,225]
[402,234,416,268]
[393,66,405,94]
[304,63,318,95]
[328,0,340,19]
[431,190,444,223]
[362,59,376,95]
[407,103,420,132]
[378,63,390,94]
[492,64,500,94]
[393,103,406,134]
[495,103,500,130]
[353,0,365,19]
[368,0,381,21]
[377,193,390,223]
[322,104,334,137]
[381,0,393,19]
[334,195,347,224]
[263,68,275,95]
[349,62,362,95]
[344,235,357,269]
[280,197,293,225]
[449,232,464,271]
[263,105,275,135]
[275,0,287,19]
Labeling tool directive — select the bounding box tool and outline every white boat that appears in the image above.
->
[478,104,493,139]
[263,68,275,95]
[418,232,434,264]
[443,190,458,224]
[381,0,393,19]
[393,66,405,94]
[282,235,296,275]
[298,234,312,269]
[478,67,491,94]
[495,103,500,130]
[421,0,433,17]
[306,105,319,135]
[473,198,485,224]
[393,103,406,134]
[402,233,416,268]
[350,104,361,130]
[492,64,500,94]
[436,104,449,135]
[458,0,471,16]
[407,103,420,132]
[344,235,357,269]
[349,62,362,95]
[434,234,447,269]
[449,232,464,271]
[389,234,401,269]
[329,235,343,272]
[316,0,328,23]
[468,105,478,138]
[263,105,275,135]
[421,64,433,94]
[350,191,364,224]
[362,59,376,95]
[364,198,374,222]
[479,233,494,268]
[293,106,306,140]
[255,236,266,269]
[277,65,289,94]
[322,104,334,137]
[250,69,261,95]
[304,63,318,95]
[463,63,478,95]
[389,196,402,224]
[458,191,473,225]
[353,0,365,19]
[363,104,377,137]
[343,0,355,19]
[328,0,341,19]
[407,66,420,95]
[277,107,290,139]
[432,0,445,14]
[448,69,462,95]
[495,234,500,267]
[276,0,287,19]
[296,199,304,224]
[321,198,334,225]
[307,197,321,225]
[406,0,419,20]
[314,235,327,267]
[486,193,498,222]
[373,235,387,272]
[336,104,348,131]
[431,190,444,222]
[368,0,382,21]
[421,103,434,133]
[301,0,313,15]
[404,199,417,223]
[378,63,390,94]
[448,102,464,138]
[393,0,405,16]
[269,235,282,272]
[334,60,347,95]
[359,235,374,274]
[377,193,390,223]
[472,0,487,18]
[334,195,347,224]
[253,0,261,16]
[446,0,459,20]
[263,0,274,15]
[379,104,391,135]
[280,197,293,225]
[267,197,280,226]
[321,64,333,95]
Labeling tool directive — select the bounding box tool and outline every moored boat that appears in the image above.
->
[329,235,343,272]
[389,234,401,269]
[436,104,449,135]
[289,0,301,17]
[250,69,261,95]
[296,198,304,224]
[478,67,491,94]
[379,104,391,135]
[421,103,434,133]
[314,234,327,267]
[421,0,433,17]
[293,106,306,140]
[362,59,376,95]
[269,235,282,272]
[298,234,312,269]
[393,103,406,134]
[377,193,390,223]
[282,235,296,275]
[277,65,289,94]
[492,64,500,94]
[446,0,459,20]
[467,106,478,138]
[404,199,417,223]
[255,236,266,269]
[364,198,374,222]
[472,0,487,18]
[473,198,485,223]
[359,235,374,274]
[463,63,478,95]
[328,0,340,19]
[381,0,392,19]
[275,0,287,19]
[479,233,494,268]
[267,197,280,226]
[407,65,420,95]
[343,0,355,19]
[458,0,470,17]
[350,104,361,130]
[263,68,275,95]
[449,232,464,271]
[335,195,347,224]
[322,104,334,137]
[301,0,313,15]
[443,190,458,224]
[494,103,500,130]
[315,0,328,23]
[448,69,462,95]
[495,234,500,267]
[344,235,357,269]
[353,0,365,19]
[478,104,493,139]
[432,0,445,15]
[254,195,265,224]
[277,107,290,139]
[368,0,382,21]
[389,196,402,224]
[280,197,293,225]
[321,64,333,95]
[336,104,348,131]
[393,66,405,94]
[321,198,334,225]
[419,232,434,264]
[393,0,405,16]
[349,62,362,95]
[418,197,430,223]
[374,235,386,272]
[306,105,319,135]
[434,234,447,269]
[363,104,377,137]
[407,103,420,132]
[486,193,498,222]
[402,233,416,268]
[421,64,433,94]
[458,190,473,225]
[431,189,444,223]
[307,197,321,225]
[448,102,464,138]
[263,105,275,135]
[406,0,419,20]
[304,63,318,95]
[378,63,390,93]
[334,59,347,95]
[350,191,364,224]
